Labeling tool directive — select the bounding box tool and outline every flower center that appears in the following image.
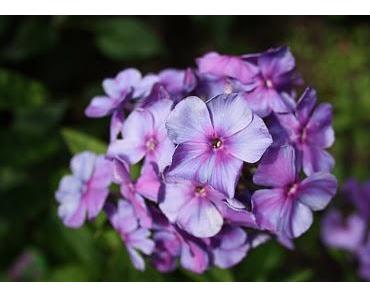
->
[224,83,233,94]
[211,138,223,149]
[287,183,299,198]
[265,79,273,89]
[195,186,207,197]
[146,137,157,151]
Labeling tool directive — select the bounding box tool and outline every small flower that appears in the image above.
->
[321,210,366,252]
[277,88,335,175]
[85,68,142,141]
[105,200,154,271]
[166,93,272,198]
[108,98,175,172]
[244,46,303,117]
[160,179,227,238]
[252,145,337,239]
[208,225,250,269]
[55,151,112,228]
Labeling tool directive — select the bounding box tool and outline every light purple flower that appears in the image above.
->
[166,93,272,198]
[197,52,259,84]
[105,200,154,271]
[108,98,175,172]
[160,179,227,238]
[208,225,250,269]
[321,210,366,252]
[277,88,335,175]
[55,151,112,228]
[244,46,303,117]
[342,178,370,220]
[85,68,142,141]
[252,145,337,239]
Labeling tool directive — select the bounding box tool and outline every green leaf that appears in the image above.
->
[95,18,162,60]
[61,128,107,154]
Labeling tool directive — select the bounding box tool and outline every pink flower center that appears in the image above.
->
[265,79,273,89]
[287,183,299,198]
[146,137,157,151]
[211,138,223,149]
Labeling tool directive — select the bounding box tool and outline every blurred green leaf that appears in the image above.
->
[95,18,162,60]
[62,128,107,154]
[0,68,47,110]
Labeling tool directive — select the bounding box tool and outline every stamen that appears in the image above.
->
[265,79,273,88]
[211,138,223,149]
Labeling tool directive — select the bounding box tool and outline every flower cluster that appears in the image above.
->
[321,178,370,280]
[56,46,337,273]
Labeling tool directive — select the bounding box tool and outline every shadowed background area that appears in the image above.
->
[0,16,369,281]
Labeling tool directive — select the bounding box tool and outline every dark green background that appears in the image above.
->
[0,16,369,281]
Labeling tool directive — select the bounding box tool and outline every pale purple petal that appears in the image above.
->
[227,114,272,163]
[302,146,335,175]
[166,96,212,144]
[136,162,162,202]
[127,228,155,255]
[107,138,146,164]
[206,93,253,136]
[127,247,146,271]
[177,197,223,238]
[110,110,125,141]
[258,46,295,79]
[180,239,209,274]
[70,151,96,182]
[84,96,118,118]
[290,201,313,238]
[298,172,337,211]
[296,88,317,124]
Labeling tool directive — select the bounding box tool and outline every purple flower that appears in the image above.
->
[244,46,303,117]
[135,68,196,101]
[55,151,112,228]
[342,178,370,220]
[196,52,259,84]
[208,225,250,269]
[150,207,209,273]
[277,88,335,175]
[166,93,272,198]
[160,179,227,238]
[108,98,175,172]
[105,200,154,271]
[252,145,337,239]
[321,210,366,252]
[85,68,142,141]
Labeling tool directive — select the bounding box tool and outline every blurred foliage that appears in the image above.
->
[0,16,369,282]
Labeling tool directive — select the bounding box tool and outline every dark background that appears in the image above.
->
[0,16,369,281]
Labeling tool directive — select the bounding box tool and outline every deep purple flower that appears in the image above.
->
[197,52,259,84]
[321,210,366,252]
[277,88,335,175]
[85,68,142,141]
[342,178,370,220]
[208,225,250,269]
[108,98,175,172]
[160,179,227,238]
[252,145,337,239]
[166,93,272,198]
[135,68,196,101]
[55,151,112,228]
[105,200,154,271]
[243,47,303,117]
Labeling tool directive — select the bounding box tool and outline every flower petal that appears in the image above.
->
[70,151,96,182]
[166,96,212,144]
[302,146,335,175]
[84,96,118,118]
[253,145,296,188]
[298,172,337,211]
[227,113,272,163]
